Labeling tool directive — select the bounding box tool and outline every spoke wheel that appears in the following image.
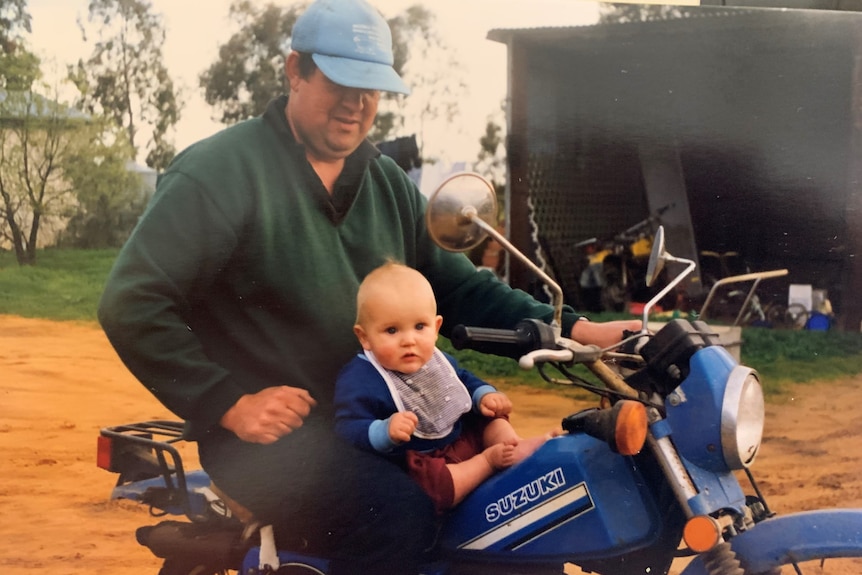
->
[601,281,628,312]
[785,303,809,330]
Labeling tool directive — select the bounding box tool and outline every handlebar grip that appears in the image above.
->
[450,319,556,359]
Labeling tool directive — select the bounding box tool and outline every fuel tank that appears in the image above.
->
[440,431,666,562]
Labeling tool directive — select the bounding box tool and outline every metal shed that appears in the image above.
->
[489,3,862,330]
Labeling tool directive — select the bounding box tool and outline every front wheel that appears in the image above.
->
[785,303,809,329]
[681,510,862,575]
[700,543,744,575]
[601,281,628,312]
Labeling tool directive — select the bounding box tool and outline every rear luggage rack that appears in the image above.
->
[98,420,210,520]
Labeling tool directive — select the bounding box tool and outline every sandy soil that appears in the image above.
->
[0,314,860,575]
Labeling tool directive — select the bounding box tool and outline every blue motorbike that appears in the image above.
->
[97,172,862,575]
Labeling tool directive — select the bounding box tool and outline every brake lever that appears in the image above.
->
[518,340,603,370]
[518,349,575,370]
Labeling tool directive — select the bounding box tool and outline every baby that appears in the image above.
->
[334,262,549,514]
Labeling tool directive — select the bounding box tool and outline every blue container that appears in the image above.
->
[805,312,831,331]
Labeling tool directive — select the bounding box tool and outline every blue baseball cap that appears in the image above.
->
[291,0,410,95]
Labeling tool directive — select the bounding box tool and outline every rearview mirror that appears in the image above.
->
[426,172,498,252]
[638,225,696,330]
[646,225,666,287]
[426,172,564,334]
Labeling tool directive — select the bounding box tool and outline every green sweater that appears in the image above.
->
[98,96,577,439]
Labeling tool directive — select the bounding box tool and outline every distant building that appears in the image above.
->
[125,160,158,202]
[489,3,862,330]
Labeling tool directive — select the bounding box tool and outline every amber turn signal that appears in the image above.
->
[613,400,648,456]
[561,399,648,455]
[683,515,722,553]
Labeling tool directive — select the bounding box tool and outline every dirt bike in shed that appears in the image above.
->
[578,203,674,313]
[97,173,862,574]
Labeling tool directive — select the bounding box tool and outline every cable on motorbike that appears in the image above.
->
[742,467,775,521]
[537,361,663,411]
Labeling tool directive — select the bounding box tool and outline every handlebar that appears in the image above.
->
[450,319,557,359]
[451,319,641,400]
[451,320,605,366]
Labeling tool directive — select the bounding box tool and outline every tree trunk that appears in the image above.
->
[20,211,40,265]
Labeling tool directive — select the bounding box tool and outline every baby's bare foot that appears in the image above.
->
[512,435,549,464]
[484,440,517,470]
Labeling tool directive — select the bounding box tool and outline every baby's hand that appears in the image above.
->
[479,392,512,418]
[388,411,418,444]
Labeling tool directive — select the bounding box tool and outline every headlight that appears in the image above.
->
[665,347,765,472]
[721,366,765,469]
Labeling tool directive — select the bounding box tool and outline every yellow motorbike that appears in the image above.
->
[579,205,673,313]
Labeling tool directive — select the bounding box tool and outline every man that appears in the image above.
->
[98,0,639,573]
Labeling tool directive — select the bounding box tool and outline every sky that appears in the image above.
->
[25,0,692,166]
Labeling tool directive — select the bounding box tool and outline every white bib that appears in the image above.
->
[365,349,472,439]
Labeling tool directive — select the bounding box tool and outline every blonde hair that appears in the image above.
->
[355,262,436,326]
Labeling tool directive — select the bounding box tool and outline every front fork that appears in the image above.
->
[644,407,758,575]
[584,360,762,574]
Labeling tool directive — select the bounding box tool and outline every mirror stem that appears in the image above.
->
[464,208,564,335]
[641,255,696,330]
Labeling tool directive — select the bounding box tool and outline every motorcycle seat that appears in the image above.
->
[209,482,281,570]
[209,481,256,525]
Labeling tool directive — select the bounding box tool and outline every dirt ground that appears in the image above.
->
[0,314,860,575]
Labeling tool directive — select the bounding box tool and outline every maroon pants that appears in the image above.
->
[405,415,500,515]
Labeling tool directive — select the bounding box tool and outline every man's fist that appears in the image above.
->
[220,386,316,444]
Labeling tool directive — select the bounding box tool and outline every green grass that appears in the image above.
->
[3,248,862,396]
[0,248,118,321]
[738,327,862,394]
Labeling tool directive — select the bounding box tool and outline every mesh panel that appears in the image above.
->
[525,144,649,308]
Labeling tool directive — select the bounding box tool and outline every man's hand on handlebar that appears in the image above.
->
[571,318,642,350]
[220,386,316,444]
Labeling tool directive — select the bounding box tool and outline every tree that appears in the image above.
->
[598,3,685,24]
[68,0,181,171]
[199,2,465,155]
[0,0,39,91]
[378,4,466,159]
[200,1,304,126]
[474,114,506,189]
[0,0,30,53]
[466,113,507,273]
[473,99,508,217]
[0,82,140,263]
[59,126,146,249]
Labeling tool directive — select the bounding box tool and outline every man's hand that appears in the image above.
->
[479,391,512,418]
[388,411,418,444]
[571,318,642,349]
[220,386,316,444]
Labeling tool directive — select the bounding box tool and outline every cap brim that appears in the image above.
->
[312,53,411,95]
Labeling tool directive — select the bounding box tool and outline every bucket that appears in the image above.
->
[805,312,830,331]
